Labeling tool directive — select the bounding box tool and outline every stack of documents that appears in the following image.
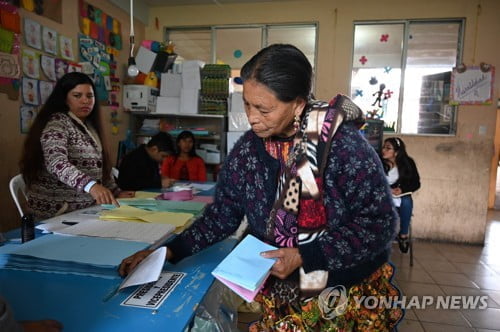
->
[54,219,176,244]
[99,205,194,229]
[0,234,150,278]
[212,234,276,302]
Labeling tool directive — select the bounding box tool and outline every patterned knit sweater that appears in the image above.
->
[27,112,117,220]
[168,121,397,287]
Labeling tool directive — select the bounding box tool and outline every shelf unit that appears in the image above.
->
[129,112,227,180]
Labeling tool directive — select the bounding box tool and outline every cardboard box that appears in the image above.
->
[160,73,182,97]
[180,88,199,114]
[155,96,180,114]
[123,85,158,112]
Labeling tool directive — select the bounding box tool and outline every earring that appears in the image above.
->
[293,115,300,133]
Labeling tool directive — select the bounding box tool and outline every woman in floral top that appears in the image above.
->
[120,44,403,331]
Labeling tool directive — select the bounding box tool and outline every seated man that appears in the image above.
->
[118,132,175,191]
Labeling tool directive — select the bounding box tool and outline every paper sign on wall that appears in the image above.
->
[450,65,495,105]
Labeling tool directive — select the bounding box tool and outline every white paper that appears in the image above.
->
[119,247,166,290]
[135,46,157,74]
[189,183,215,191]
[51,219,175,244]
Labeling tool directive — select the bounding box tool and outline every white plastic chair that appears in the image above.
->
[111,167,119,180]
[9,174,27,217]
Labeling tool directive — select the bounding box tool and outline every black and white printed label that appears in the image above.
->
[121,271,186,309]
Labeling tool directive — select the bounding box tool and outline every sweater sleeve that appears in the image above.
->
[41,117,93,192]
[298,123,397,280]
[167,155,244,262]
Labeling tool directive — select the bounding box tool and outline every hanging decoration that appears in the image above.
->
[359,55,368,65]
[380,34,389,42]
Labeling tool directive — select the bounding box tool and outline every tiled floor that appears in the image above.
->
[393,209,500,331]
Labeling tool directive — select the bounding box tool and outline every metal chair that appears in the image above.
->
[9,174,27,217]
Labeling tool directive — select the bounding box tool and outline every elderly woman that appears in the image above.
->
[120,44,402,330]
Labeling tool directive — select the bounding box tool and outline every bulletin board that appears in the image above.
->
[450,65,495,105]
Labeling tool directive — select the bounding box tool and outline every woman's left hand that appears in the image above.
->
[118,191,135,198]
[260,247,303,279]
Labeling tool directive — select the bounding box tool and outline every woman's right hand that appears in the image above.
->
[89,183,119,206]
[118,249,154,276]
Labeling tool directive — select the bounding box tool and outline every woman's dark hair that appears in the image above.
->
[20,72,111,186]
[176,130,197,157]
[240,44,313,103]
[383,137,415,180]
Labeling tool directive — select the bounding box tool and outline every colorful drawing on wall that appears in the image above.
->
[22,48,40,79]
[39,80,54,104]
[20,104,38,134]
[67,63,82,73]
[41,55,56,81]
[17,0,62,23]
[79,33,117,101]
[79,0,122,57]
[0,27,15,53]
[59,35,75,61]
[22,77,39,105]
[0,51,20,78]
[0,2,21,100]
[23,18,41,50]
[0,3,21,34]
[42,26,57,55]
[55,58,67,79]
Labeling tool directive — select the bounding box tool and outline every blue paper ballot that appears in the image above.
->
[212,234,276,300]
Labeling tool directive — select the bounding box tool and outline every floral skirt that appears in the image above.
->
[249,263,404,331]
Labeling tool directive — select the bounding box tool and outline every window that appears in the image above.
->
[166,24,317,92]
[351,19,463,135]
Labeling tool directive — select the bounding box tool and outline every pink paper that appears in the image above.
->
[214,273,268,302]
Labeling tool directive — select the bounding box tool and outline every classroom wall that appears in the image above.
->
[145,0,500,243]
[0,0,144,232]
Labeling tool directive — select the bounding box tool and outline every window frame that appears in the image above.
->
[351,18,465,136]
[164,23,318,84]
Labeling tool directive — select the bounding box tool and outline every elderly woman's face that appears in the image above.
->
[243,80,305,138]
